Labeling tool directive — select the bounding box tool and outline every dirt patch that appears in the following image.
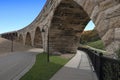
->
[0,37,32,56]
[60,54,75,59]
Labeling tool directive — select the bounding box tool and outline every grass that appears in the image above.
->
[20,53,70,80]
[115,47,120,59]
[86,40,105,50]
[79,40,107,54]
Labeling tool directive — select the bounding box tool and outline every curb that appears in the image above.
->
[13,55,36,80]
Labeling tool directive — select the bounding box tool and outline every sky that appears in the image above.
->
[85,20,95,31]
[0,0,94,34]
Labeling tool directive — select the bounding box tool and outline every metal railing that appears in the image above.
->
[78,47,120,80]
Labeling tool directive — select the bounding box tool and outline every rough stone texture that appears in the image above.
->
[84,0,96,16]
[102,29,114,46]
[1,0,120,55]
[33,27,42,48]
[106,41,120,55]
[109,16,120,28]
[48,0,90,54]
[95,19,109,38]
[25,32,32,46]
[115,28,120,40]
[18,34,23,43]
[90,5,100,22]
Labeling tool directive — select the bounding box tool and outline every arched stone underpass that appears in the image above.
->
[49,0,90,54]
[34,27,42,48]
[25,32,32,46]
[45,0,120,55]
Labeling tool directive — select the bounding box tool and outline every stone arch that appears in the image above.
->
[49,0,91,54]
[34,27,43,48]
[25,32,32,46]
[13,32,18,41]
[48,0,120,54]
[18,34,23,43]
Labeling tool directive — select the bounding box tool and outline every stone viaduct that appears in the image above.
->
[1,0,120,55]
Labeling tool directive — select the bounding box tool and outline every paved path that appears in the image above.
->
[50,50,98,80]
[0,48,43,80]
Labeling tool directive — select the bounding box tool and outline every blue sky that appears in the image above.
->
[0,0,94,34]
[85,21,95,30]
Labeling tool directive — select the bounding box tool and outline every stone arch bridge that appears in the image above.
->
[1,0,120,54]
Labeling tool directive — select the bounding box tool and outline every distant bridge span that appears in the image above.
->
[1,0,120,54]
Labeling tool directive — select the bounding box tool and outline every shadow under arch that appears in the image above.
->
[34,27,43,48]
[18,34,23,43]
[25,32,32,46]
[49,0,99,54]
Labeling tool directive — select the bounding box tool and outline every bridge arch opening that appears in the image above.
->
[34,27,43,48]
[80,21,105,50]
[49,0,104,54]
[18,34,23,43]
[25,32,32,46]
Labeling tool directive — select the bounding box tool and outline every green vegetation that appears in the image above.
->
[86,40,105,50]
[20,53,69,80]
[80,30,105,50]
[80,30,100,44]
[115,47,120,59]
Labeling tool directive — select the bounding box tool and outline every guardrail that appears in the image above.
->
[78,47,120,80]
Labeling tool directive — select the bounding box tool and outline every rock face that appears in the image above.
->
[1,0,120,55]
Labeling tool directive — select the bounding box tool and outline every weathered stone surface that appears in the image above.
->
[91,5,100,22]
[105,4,120,19]
[18,34,23,43]
[95,11,105,25]
[95,19,109,37]
[1,0,120,55]
[99,0,119,11]
[48,0,90,54]
[25,32,32,46]
[84,0,96,16]
[33,27,43,48]
[109,16,120,28]
[115,28,120,40]
[102,29,114,46]
[106,41,120,54]
[73,0,86,7]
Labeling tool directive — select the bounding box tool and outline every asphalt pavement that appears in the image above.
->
[50,50,98,80]
[0,48,43,80]
[0,49,98,80]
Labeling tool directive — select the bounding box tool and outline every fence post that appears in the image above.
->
[94,53,96,71]
[99,53,103,80]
